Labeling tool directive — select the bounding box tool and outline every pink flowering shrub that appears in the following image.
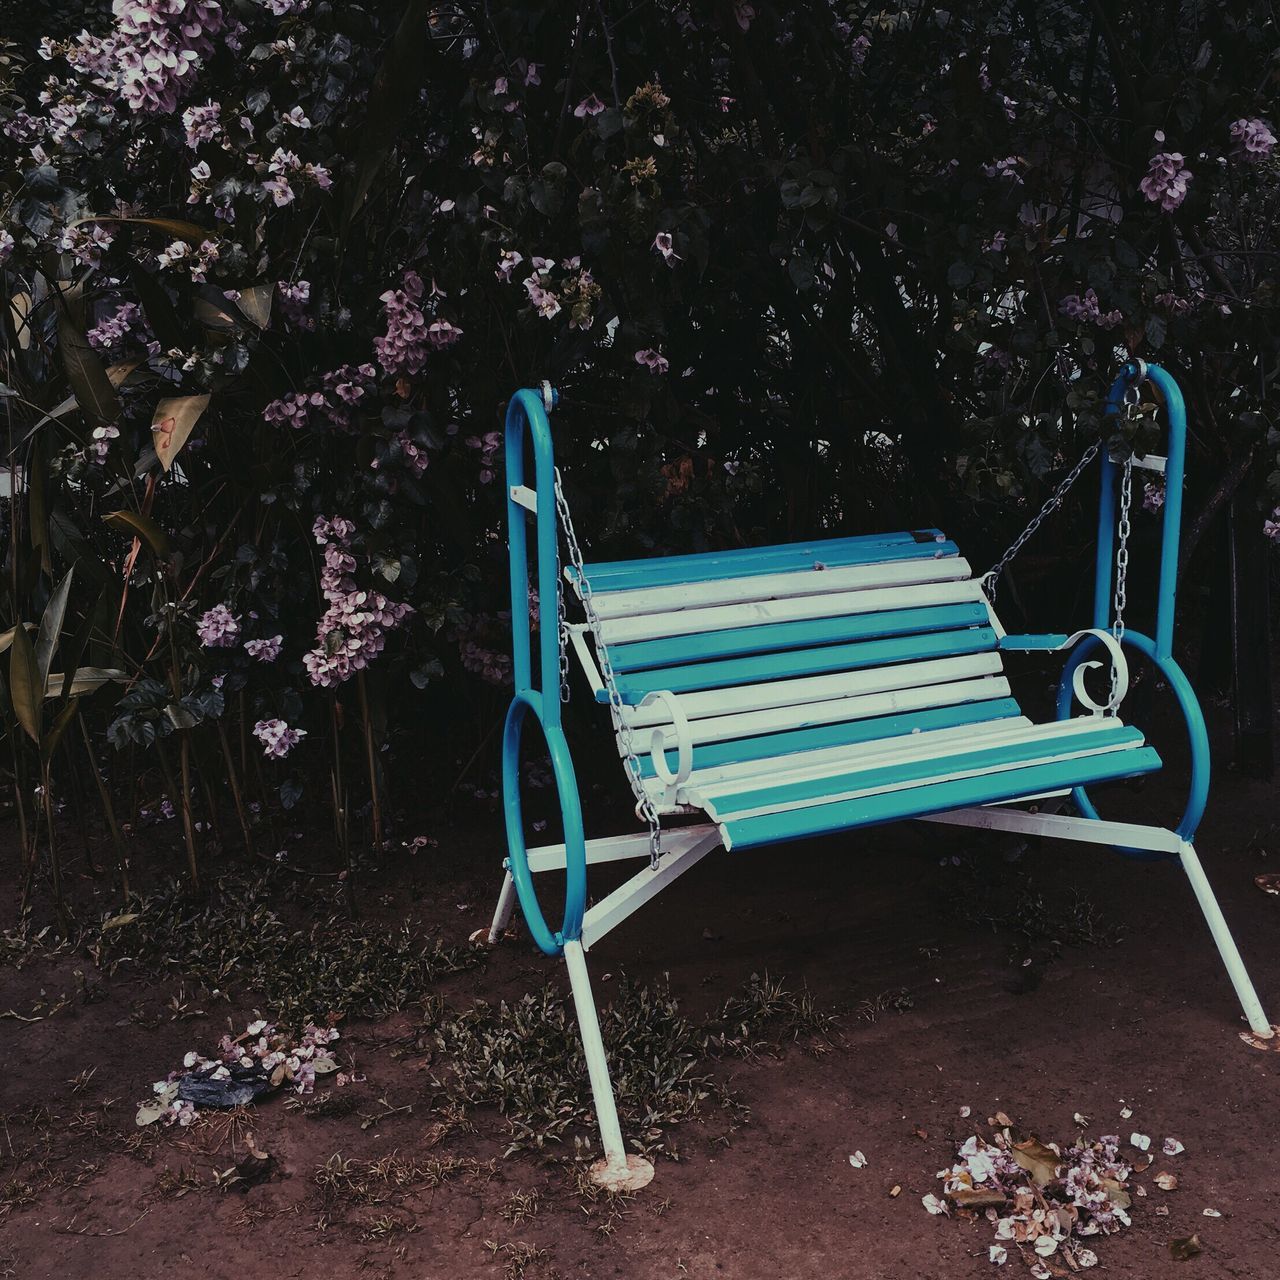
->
[2,1,1278,879]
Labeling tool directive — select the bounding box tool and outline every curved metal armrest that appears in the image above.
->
[637,690,693,805]
[1001,628,1130,716]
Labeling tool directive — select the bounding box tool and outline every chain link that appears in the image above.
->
[552,467,664,869]
[982,440,1101,602]
[1107,387,1141,712]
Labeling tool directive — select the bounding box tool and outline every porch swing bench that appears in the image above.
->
[482,361,1273,1192]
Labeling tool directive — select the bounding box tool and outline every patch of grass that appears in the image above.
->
[500,1188,541,1226]
[484,1240,549,1279]
[853,988,915,1023]
[435,977,710,1160]
[704,971,842,1059]
[285,1091,361,1120]
[153,1165,203,1199]
[312,1152,492,1208]
[93,872,480,1027]
[956,867,1122,951]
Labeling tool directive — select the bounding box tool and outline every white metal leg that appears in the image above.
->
[920,806,1182,854]
[486,870,517,944]
[563,940,655,1191]
[581,826,722,949]
[1178,841,1272,1036]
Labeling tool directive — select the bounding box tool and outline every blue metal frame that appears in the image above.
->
[1058,361,1210,850]
[501,386,587,956]
[499,365,1211,942]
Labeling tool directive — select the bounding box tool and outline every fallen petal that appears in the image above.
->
[1130,1132,1151,1151]
[1163,1137,1185,1156]
[849,1151,867,1168]
[989,1244,1007,1265]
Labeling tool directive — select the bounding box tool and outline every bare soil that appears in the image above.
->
[2,699,1278,1279]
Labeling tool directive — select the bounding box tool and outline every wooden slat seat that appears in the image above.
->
[569,529,1161,845]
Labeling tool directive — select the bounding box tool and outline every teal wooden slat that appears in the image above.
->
[615,627,998,701]
[712,724,1147,817]
[720,746,1163,850]
[635,697,1023,779]
[570,530,954,593]
[610,602,992,673]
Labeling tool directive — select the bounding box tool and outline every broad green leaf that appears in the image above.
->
[106,359,144,388]
[71,215,210,244]
[345,1,430,222]
[35,566,73,686]
[103,510,170,556]
[8,620,41,744]
[46,666,125,698]
[9,291,33,350]
[42,697,80,764]
[0,623,35,656]
[151,394,210,472]
[130,262,189,351]
[235,284,274,328]
[54,288,119,426]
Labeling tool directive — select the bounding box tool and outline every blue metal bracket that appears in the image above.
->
[501,386,587,955]
[1065,362,1210,852]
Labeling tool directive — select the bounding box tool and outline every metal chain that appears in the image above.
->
[1108,386,1140,712]
[552,466,664,869]
[556,541,571,703]
[982,440,1101,602]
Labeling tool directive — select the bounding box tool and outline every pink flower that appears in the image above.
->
[197,603,240,648]
[523,275,561,318]
[1058,289,1122,329]
[734,2,755,31]
[652,231,680,264]
[374,271,431,375]
[244,634,283,662]
[635,348,669,374]
[524,62,541,87]
[1139,151,1192,212]
[495,249,524,281]
[253,718,306,758]
[1265,508,1280,544]
[1229,117,1277,160]
[574,93,606,118]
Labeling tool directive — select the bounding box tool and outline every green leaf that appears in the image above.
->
[344,0,430,223]
[9,620,41,744]
[151,394,211,472]
[102,510,170,557]
[42,697,80,764]
[35,566,73,686]
[71,215,210,243]
[53,288,120,426]
[46,667,125,698]
[235,284,274,328]
[130,262,190,351]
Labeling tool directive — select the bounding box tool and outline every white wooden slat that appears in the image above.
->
[621,652,1004,729]
[617,674,1014,753]
[664,715,1034,794]
[706,735,1142,824]
[687,716,1130,806]
[598,579,987,646]
[590,556,972,621]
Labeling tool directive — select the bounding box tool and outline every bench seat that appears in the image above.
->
[568,528,1161,849]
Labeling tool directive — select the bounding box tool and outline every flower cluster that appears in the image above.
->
[1058,289,1122,329]
[87,301,146,353]
[303,516,412,688]
[1229,117,1277,160]
[1139,151,1192,211]
[253,717,306,758]
[244,634,283,662]
[635,348,669,374]
[66,0,228,117]
[263,363,378,430]
[260,145,332,206]
[373,271,463,376]
[197,603,241,647]
[466,430,502,484]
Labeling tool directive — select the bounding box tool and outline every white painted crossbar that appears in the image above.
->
[622,653,1005,730]
[588,556,971,620]
[700,732,1143,823]
[618,675,1014,753]
[598,579,987,645]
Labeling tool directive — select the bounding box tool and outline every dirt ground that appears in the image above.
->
[2,697,1278,1280]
